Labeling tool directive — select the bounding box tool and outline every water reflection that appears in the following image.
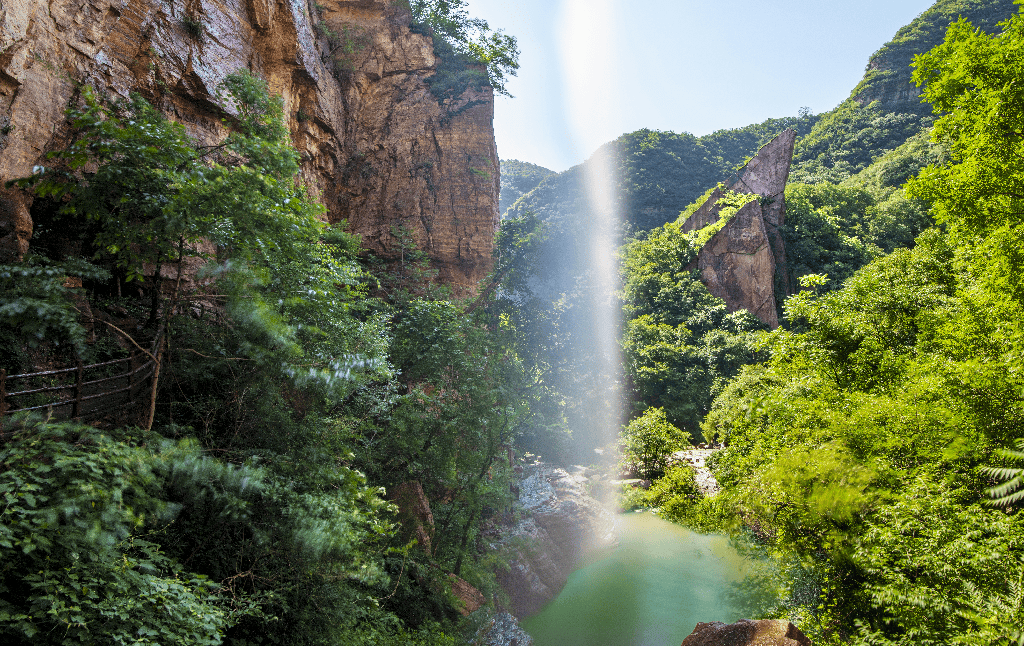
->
[522,512,750,646]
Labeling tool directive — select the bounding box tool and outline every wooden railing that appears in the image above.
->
[0,354,155,423]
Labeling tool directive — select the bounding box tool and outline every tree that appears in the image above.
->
[619,407,689,479]
[408,0,519,97]
[910,10,1024,303]
[11,72,389,429]
[782,183,876,291]
[0,75,440,644]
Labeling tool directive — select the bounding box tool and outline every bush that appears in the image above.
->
[619,408,689,479]
[0,415,232,645]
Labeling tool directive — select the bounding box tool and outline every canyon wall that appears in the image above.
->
[0,0,498,294]
[681,129,796,329]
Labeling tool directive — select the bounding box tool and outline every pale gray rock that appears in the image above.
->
[496,462,616,617]
[668,449,721,497]
[471,610,534,646]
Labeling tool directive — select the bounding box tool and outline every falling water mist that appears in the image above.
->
[581,149,624,458]
[557,0,625,457]
[517,3,757,644]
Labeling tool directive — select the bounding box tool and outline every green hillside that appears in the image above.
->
[499,159,554,215]
[790,0,1017,182]
[616,3,1024,644]
[507,115,817,234]
[505,0,1018,228]
[493,1,1024,462]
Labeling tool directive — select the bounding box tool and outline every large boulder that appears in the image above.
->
[680,619,812,646]
[449,574,486,616]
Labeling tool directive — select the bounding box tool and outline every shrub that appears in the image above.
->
[619,407,688,479]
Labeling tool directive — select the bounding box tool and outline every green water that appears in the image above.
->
[521,511,750,646]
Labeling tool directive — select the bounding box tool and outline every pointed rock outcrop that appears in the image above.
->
[681,129,796,329]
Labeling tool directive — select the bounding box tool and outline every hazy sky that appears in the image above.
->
[464,0,937,172]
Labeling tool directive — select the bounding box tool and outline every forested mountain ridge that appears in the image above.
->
[505,116,817,232]
[790,0,1018,182]
[501,0,1019,228]
[851,0,1015,109]
[499,159,554,215]
[617,3,1024,644]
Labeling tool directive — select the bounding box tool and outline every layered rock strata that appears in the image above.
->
[0,0,498,293]
[495,463,616,617]
[681,129,796,329]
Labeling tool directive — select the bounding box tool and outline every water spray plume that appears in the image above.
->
[558,0,624,458]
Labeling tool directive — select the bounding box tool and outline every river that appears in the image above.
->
[521,511,751,646]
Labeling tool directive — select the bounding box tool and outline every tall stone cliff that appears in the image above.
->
[0,0,499,294]
[681,129,796,329]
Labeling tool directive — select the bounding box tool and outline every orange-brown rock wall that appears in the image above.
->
[0,0,498,294]
[696,200,779,328]
[681,129,796,329]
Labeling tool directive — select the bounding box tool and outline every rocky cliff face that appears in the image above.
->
[681,129,796,329]
[0,0,498,293]
[495,462,616,618]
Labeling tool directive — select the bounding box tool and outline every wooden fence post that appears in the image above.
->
[0,368,7,419]
[72,361,84,419]
[129,353,138,405]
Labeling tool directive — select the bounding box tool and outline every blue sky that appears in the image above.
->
[464,0,937,172]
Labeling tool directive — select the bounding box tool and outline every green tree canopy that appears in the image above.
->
[409,0,519,97]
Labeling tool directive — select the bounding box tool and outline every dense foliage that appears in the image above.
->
[627,6,1024,645]
[408,0,519,99]
[1,70,538,645]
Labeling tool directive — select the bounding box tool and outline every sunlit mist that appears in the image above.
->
[557,0,619,161]
[558,0,624,454]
